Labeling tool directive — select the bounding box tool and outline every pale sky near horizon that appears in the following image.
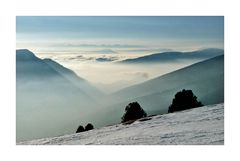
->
[16,16,224,88]
[16,16,224,93]
[16,16,224,56]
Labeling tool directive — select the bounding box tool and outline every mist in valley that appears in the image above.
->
[16,48,224,142]
[52,56,205,93]
[16,16,224,143]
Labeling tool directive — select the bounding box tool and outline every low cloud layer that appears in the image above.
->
[123,71,150,79]
[68,55,95,61]
[119,48,175,54]
[96,56,119,62]
[50,43,145,49]
[65,55,121,62]
[91,49,118,54]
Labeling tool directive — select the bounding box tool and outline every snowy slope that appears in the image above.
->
[18,103,224,145]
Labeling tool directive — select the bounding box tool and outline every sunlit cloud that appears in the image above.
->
[50,43,145,49]
[123,71,150,79]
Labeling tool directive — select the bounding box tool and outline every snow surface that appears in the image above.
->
[18,103,224,145]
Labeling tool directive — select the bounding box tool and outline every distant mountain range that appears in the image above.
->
[119,48,224,64]
[16,49,224,141]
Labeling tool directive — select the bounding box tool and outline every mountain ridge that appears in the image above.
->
[92,55,224,127]
[119,48,224,64]
[16,49,102,141]
[113,55,224,98]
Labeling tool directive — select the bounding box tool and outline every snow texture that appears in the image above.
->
[18,103,224,145]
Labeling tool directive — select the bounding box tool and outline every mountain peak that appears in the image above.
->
[16,49,38,61]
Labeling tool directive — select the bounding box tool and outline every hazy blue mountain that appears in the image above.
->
[92,55,224,127]
[119,48,224,64]
[16,49,100,101]
[43,58,103,99]
[16,49,61,79]
[43,58,85,81]
[16,49,102,141]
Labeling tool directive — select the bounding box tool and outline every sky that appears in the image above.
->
[16,16,224,55]
[16,16,224,90]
